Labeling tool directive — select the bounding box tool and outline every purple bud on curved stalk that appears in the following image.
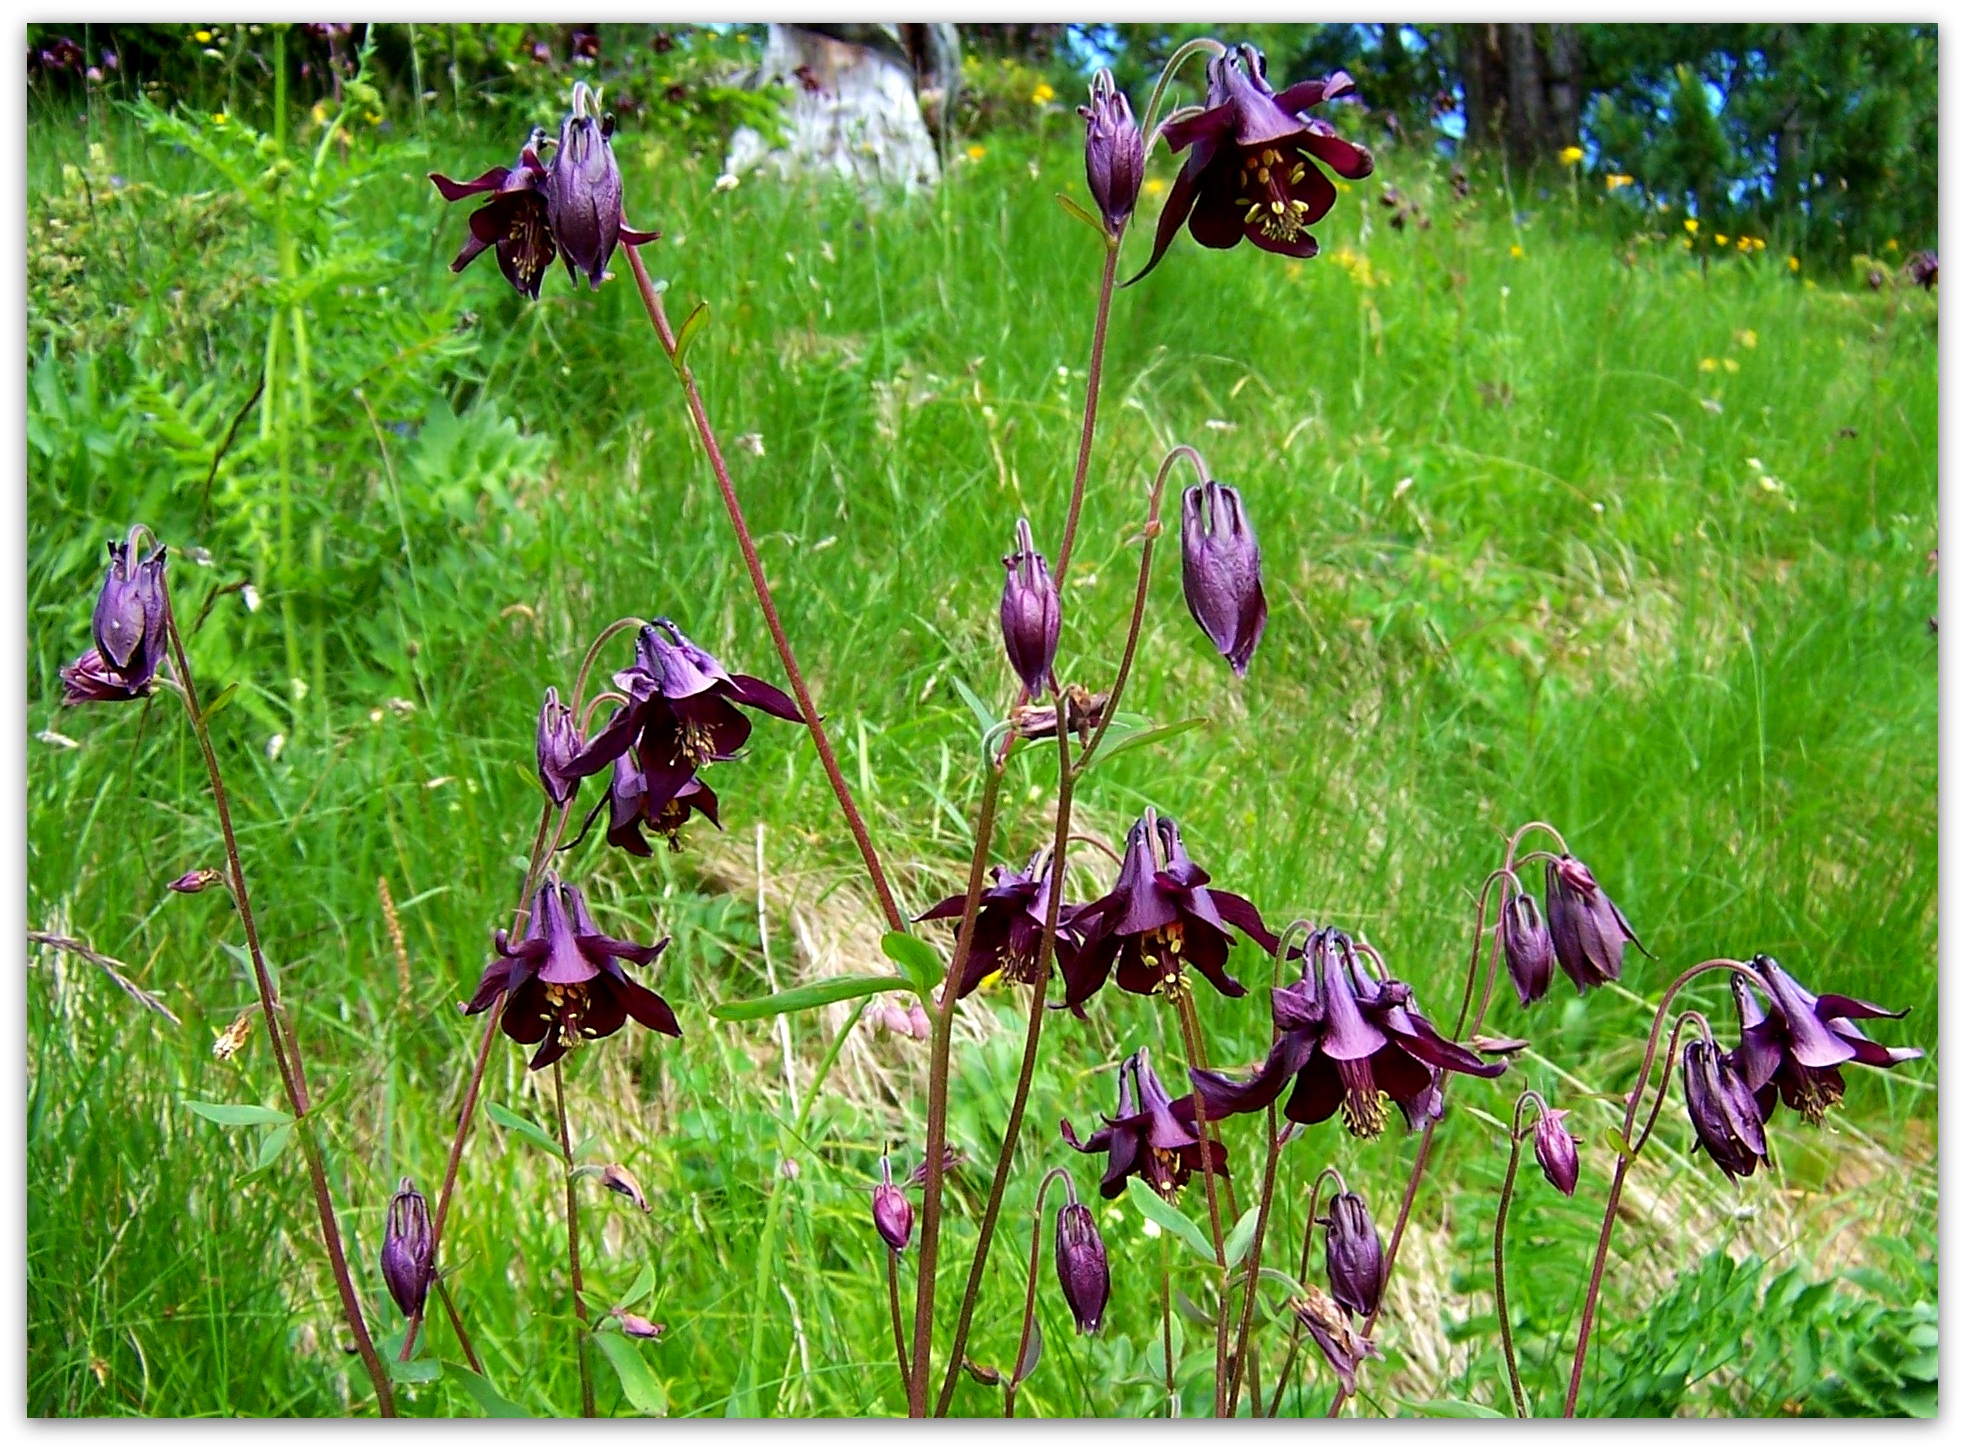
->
[546,82,659,289]
[872,1156,913,1252]
[1180,480,1267,675]
[599,1162,652,1213]
[62,527,169,704]
[169,868,224,895]
[1532,1108,1581,1195]
[999,517,1061,698]
[1682,1037,1768,1183]
[1079,69,1144,236]
[1543,854,1646,992]
[1290,1286,1380,1396]
[1054,1198,1110,1334]
[1322,1190,1385,1319]
[536,686,583,806]
[380,1177,434,1318]
[615,1311,664,1340]
[1501,891,1555,1006]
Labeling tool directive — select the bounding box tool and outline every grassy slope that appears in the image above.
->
[27,106,1936,1417]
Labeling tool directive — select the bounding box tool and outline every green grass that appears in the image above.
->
[27,95,1936,1418]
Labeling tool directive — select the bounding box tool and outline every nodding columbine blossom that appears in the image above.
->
[567,619,802,792]
[1065,812,1276,1011]
[615,1312,664,1340]
[464,875,678,1071]
[916,848,1092,1000]
[1726,955,1922,1127]
[1290,1286,1380,1397]
[1682,1035,1768,1183]
[169,868,224,894]
[547,82,658,288]
[1543,854,1646,992]
[429,128,558,300]
[999,517,1062,699]
[536,687,584,806]
[61,526,168,704]
[1061,1047,1228,1200]
[606,750,721,856]
[872,1156,914,1252]
[1906,250,1938,289]
[380,1177,434,1318]
[599,1162,652,1213]
[1079,68,1144,236]
[1322,1190,1386,1319]
[1500,890,1556,1007]
[1131,45,1373,283]
[1189,926,1503,1139]
[1054,1197,1111,1334]
[1532,1108,1581,1196]
[1180,480,1267,676]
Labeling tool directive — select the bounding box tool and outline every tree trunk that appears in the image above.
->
[1456,22,1581,166]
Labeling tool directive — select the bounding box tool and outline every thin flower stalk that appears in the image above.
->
[158,583,396,1416]
[553,1059,597,1418]
[1269,1166,1344,1417]
[1492,1089,1561,1418]
[1171,987,1231,1415]
[622,241,903,934]
[1053,242,1120,586]
[887,1250,911,1403]
[1005,1167,1075,1418]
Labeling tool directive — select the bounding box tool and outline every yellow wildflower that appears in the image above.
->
[1509,243,1524,259]
[211,111,227,125]
[1030,82,1055,105]
[1714,233,1729,247]
[1559,145,1585,166]
[1722,358,1740,373]
[1143,177,1165,196]
[1788,255,1801,273]
[1736,329,1758,349]
[194,30,212,43]
[1885,238,1899,252]
[1698,358,1718,372]
[1684,218,1699,235]
[1737,235,1753,251]
[966,144,986,162]
[1606,173,1634,190]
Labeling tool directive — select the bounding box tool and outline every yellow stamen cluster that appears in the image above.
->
[1234,147,1312,242]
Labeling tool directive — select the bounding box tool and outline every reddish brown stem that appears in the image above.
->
[553,1060,596,1418]
[1053,241,1120,587]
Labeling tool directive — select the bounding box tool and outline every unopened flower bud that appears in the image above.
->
[169,868,225,894]
[1079,69,1144,236]
[1532,1108,1581,1195]
[999,517,1061,697]
[614,1311,664,1339]
[906,1004,931,1040]
[1180,480,1267,676]
[1054,1198,1110,1333]
[546,82,658,288]
[380,1177,434,1317]
[536,686,583,806]
[1501,891,1555,1006]
[599,1162,651,1212]
[872,1156,913,1252]
[1544,854,1645,992]
[1322,1190,1385,1319]
[1682,1037,1769,1183]
[1290,1285,1379,1396]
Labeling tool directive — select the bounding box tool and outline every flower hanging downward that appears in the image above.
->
[1189,926,1503,1138]
[606,750,721,856]
[465,875,677,1070]
[536,686,584,806]
[871,1155,914,1252]
[1061,1047,1227,1200]
[61,526,168,704]
[1532,1108,1581,1195]
[1543,854,1646,992]
[999,517,1062,699]
[1065,811,1276,1011]
[429,128,557,300]
[548,82,659,288]
[1726,955,1922,1126]
[1130,45,1373,283]
[1682,1035,1768,1182]
[1054,1196,1111,1333]
[1322,1189,1385,1319]
[1180,479,1267,676]
[380,1177,433,1318]
[916,848,1091,999]
[1290,1285,1380,1397]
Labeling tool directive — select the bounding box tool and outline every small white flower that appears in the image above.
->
[713,171,740,192]
[265,733,286,761]
[290,676,309,702]
[241,584,261,612]
[36,729,81,749]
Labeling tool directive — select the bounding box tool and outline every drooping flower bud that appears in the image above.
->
[1501,891,1555,1007]
[599,1162,652,1213]
[615,1311,664,1340]
[1290,1286,1380,1396]
[380,1177,434,1317]
[169,868,225,894]
[1180,480,1267,676]
[62,526,170,705]
[1543,854,1645,993]
[1532,1108,1581,1196]
[872,1156,913,1252]
[1322,1190,1385,1319]
[999,517,1061,698]
[536,687,583,806]
[1053,1197,1110,1334]
[1079,69,1144,236]
[546,82,658,289]
[1682,1037,1768,1183]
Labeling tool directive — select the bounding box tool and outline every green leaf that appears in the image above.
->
[594,1331,667,1416]
[248,1120,295,1174]
[1223,1205,1262,1269]
[485,1101,562,1157]
[1126,1177,1217,1265]
[952,676,999,736]
[1013,1314,1043,1385]
[880,932,943,998]
[709,973,910,1021]
[1403,1398,1508,1418]
[670,301,710,378]
[1055,192,1107,237]
[183,1100,294,1128]
[203,680,241,718]
[622,1262,657,1310]
[1079,715,1208,772]
[442,1362,528,1418]
[389,1356,442,1384]
[1601,1125,1637,1160]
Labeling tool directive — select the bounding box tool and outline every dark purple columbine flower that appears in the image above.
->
[1682,1035,1768,1183]
[1079,68,1144,236]
[1065,812,1276,1011]
[1906,250,1938,289]
[1189,926,1504,1139]
[61,526,168,705]
[1543,854,1646,993]
[1501,891,1555,1007]
[916,848,1091,1000]
[429,128,558,301]
[1180,480,1267,676]
[1533,1108,1581,1196]
[872,1156,914,1252]
[1132,45,1373,283]
[1290,1286,1380,1397]
[606,750,721,856]
[380,1177,433,1318]
[1000,517,1062,699]
[536,686,583,806]
[169,868,224,894]
[547,82,659,289]
[1054,1197,1110,1334]
[1322,1190,1385,1319]
[1061,1047,1228,1200]
[1727,955,1922,1127]
[463,875,678,1070]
